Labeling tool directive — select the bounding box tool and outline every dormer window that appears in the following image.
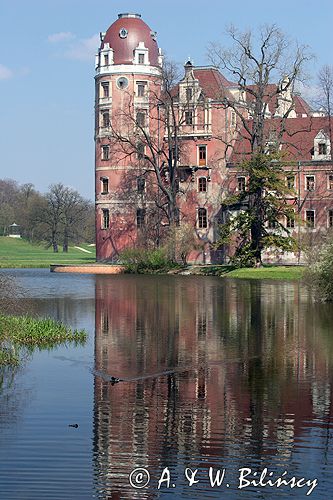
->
[186,88,193,101]
[104,54,109,66]
[319,143,327,155]
[313,130,331,160]
[138,53,145,64]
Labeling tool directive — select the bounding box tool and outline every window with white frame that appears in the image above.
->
[137,177,145,194]
[198,208,208,229]
[137,142,145,160]
[136,208,146,227]
[185,110,193,125]
[306,210,315,228]
[102,209,109,229]
[138,53,145,64]
[237,176,246,192]
[102,111,110,128]
[286,175,295,190]
[319,143,327,155]
[328,210,333,228]
[101,82,109,98]
[103,54,109,66]
[328,174,333,190]
[186,87,193,101]
[198,145,207,166]
[136,81,147,97]
[101,177,109,194]
[198,177,207,192]
[136,111,146,128]
[286,211,295,228]
[306,175,315,191]
[101,145,109,160]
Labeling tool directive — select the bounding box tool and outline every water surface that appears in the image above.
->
[0,269,332,499]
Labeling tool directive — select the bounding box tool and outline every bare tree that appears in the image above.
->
[317,65,333,138]
[208,25,312,266]
[105,61,195,251]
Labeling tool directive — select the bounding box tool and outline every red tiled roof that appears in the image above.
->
[245,84,312,118]
[192,67,233,98]
[229,116,332,162]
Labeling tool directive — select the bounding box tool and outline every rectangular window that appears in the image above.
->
[137,82,146,97]
[137,177,145,194]
[138,53,145,64]
[237,176,246,192]
[102,209,109,229]
[185,111,193,125]
[101,145,109,160]
[101,178,109,194]
[102,111,110,128]
[287,175,295,190]
[101,82,109,98]
[328,175,333,190]
[198,177,207,192]
[329,210,333,228]
[198,145,207,166]
[231,111,236,127]
[268,219,277,229]
[306,210,315,228]
[104,54,109,66]
[319,143,327,155]
[306,175,315,191]
[198,208,207,229]
[286,212,295,228]
[137,142,145,160]
[186,88,192,100]
[136,208,146,227]
[136,111,146,128]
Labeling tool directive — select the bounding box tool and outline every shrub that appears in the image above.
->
[120,247,177,274]
[305,238,333,301]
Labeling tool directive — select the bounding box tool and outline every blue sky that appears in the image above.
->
[1,0,332,200]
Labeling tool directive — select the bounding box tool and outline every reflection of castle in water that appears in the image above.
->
[93,276,333,497]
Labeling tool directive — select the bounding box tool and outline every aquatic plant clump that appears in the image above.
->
[0,315,87,365]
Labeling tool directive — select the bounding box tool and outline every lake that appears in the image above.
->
[0,269,332,499]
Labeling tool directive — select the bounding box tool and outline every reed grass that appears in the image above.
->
[0,315,87,365]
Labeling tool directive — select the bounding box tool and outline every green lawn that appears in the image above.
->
[0,237,96,268]
[197,264,304,280]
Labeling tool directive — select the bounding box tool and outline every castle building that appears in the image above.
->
[95,13,333,264]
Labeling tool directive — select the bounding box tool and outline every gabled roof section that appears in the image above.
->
[229,116,332,163]
[245,84,312,118]
[192,67,233,99]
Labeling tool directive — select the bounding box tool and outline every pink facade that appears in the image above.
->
[94,14,333,264]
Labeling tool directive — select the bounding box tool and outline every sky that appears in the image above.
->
[0,0,332,200]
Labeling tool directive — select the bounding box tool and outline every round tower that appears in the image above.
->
[95,13,163,261]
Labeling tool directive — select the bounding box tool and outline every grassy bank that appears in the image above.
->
[0,315,87,366]
[192,265,304,280]
[0,237,96,268]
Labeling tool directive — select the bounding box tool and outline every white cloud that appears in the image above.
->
[48,32,75,43]
[64,34,99,61]
[0,64,13,80]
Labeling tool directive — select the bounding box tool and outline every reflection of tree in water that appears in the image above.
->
[93,276,333,498]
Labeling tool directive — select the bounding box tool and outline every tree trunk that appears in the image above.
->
[63,228,69,253]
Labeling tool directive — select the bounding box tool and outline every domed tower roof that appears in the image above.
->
[102,13,160,66]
